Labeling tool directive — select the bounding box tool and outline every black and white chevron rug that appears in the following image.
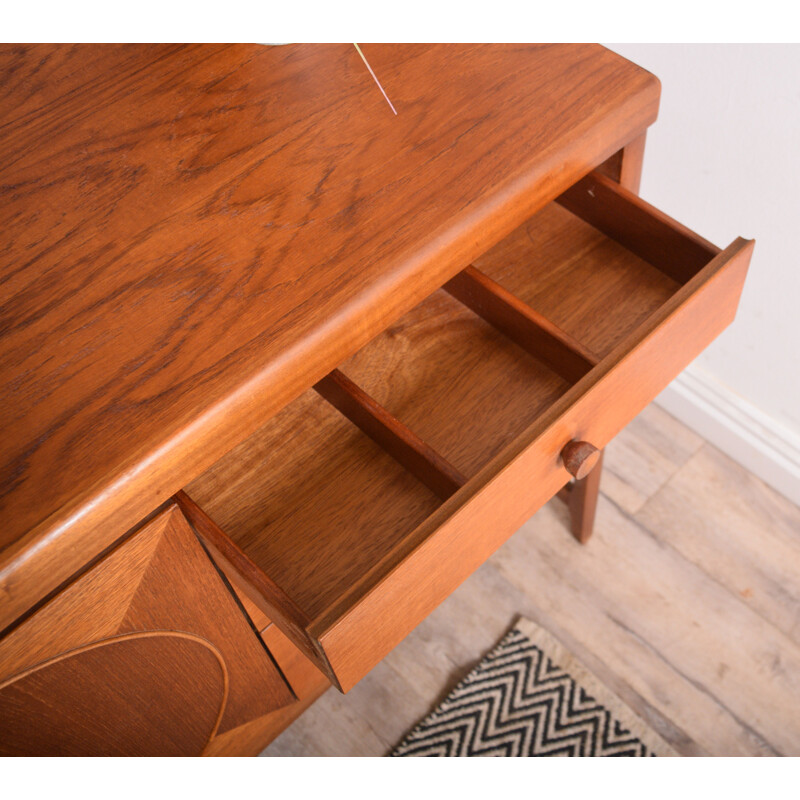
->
[391,618,676,757]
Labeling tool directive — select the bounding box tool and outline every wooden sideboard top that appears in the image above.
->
[0,43,659,628]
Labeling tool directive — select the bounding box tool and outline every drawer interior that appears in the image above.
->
[475,202,681,360]
[185,296,571,622]
[183,170,740,689]
[338,290,571,477]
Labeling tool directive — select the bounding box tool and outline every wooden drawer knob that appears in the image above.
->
[560,440,600,480]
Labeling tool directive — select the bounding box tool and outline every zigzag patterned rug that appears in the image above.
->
[391,618,676,757]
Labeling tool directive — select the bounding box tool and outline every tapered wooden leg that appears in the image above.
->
[557,450,604,544]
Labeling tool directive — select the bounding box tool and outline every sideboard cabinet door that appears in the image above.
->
[0,503,294,756]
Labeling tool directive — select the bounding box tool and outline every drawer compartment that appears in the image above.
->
[181,171,752,692]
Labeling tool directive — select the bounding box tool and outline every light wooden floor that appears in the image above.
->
[263,404,800,757]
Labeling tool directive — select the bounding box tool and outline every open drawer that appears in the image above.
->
[179,171,753,692]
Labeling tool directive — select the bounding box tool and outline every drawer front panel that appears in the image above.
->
[312,237,753,691]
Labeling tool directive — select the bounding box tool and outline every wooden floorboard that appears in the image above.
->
[601,403,705,515]
[262,404,800,757]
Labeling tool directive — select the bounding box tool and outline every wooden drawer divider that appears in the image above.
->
[303,259,602,500]
[307,267,601,498]
[313,370,466,501]
[443,266,599,382]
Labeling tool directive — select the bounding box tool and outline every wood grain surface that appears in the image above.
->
[339,290,571,477]
[185,388,442,624]
[0,44,660,630]
[557,170,720,283]
[444,265,598,382]
[0,633,227,756]
[203,621,330,756]
[473,203,681,359]
[0,503,294,754]
[314,369,467,500]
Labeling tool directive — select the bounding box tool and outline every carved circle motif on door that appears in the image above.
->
[0,632,228,756]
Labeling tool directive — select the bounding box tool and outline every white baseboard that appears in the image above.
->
[654,367,800,508]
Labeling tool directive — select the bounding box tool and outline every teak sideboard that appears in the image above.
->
[0,44,753,756]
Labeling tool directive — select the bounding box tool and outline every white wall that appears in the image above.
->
[607,44,800,504]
